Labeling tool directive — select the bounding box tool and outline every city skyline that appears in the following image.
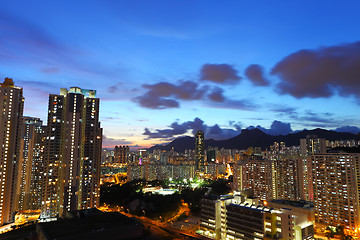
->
[1,1,360,149]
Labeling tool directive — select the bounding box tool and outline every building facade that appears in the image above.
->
[17,117,45,211]
[199,194,314,240]
[127,164,196,181]
[272,155,303,201]
[41,87,102,219]
[0,78,24,224]
[300,135,326,156]
[233,159,274,201]
[114,145,129,164]
[195,130,205,170]
[308,153,360,231]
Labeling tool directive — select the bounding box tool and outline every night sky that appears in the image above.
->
[1,1,360,149]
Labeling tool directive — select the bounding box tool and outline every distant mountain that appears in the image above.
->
[149,136,195,152]
[148,128,360,152]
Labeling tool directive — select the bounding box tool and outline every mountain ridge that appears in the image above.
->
[148,128,360,153]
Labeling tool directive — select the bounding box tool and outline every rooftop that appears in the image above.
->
[270,199,314,209]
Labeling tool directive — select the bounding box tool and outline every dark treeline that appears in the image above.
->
[100,178,231,219]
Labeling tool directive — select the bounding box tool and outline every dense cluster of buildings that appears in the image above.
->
[124,131,230,181]
[0,78,102,225]
[117,130,360,238]
[198,136,360,239]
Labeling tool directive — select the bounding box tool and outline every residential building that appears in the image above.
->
[41,87,102,219]
[0,78,24,224]
[300,135,326,156]
[308,153,360,232]
[272,155,303,201]
[300,135,327,201]
[127,163,195,181]
[195,130,205,170]
[17,117,45,211]
[207,149,216,163]
[233,158,273,200]
[114,145,129,164]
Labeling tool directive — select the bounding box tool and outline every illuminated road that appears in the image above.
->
[100,205,210,240]
[0,223,15,234]
[139,216,210,240]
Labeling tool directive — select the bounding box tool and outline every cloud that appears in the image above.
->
[134,80,251,109]
[144,121,188,139]
[229,121,242,131]
[271,41,360,99]
[334,126,360,135]
[299,111,334,124]
[108,83,122,93]
[200,64,241,84]
[247,120,293,136]
[144,81,207,100]
[207,99,256,110]
[207,87,225,102]
[269,104,297,117]
[133,80,208,109]
[244,64,269,86]
[143,117,241,140]
[134,62,261,109]
[41,67,60,74]
[134,93,180,109]
[272,108,341,128]
[268,120,292,135]
[275,109,359,131]
[102,135,133,147]
[143,117,206,139]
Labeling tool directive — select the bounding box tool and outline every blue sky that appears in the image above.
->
[1,1,360,148]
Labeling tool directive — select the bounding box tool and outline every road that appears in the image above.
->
[101,205,210,240]
[0,223,15,234]
[139,216,209,240]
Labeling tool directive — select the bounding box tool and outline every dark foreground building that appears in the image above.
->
[36,209,143,240]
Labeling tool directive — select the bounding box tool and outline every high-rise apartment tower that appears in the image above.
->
[17,117,45,211]
[195,130,205,170]
[308,153,360,232]
[41,87,102,219]
[0,78,24,224]
[114,145,129,164]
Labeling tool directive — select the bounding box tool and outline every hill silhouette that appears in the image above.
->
[148,128,360,153]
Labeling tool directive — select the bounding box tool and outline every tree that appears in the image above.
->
[325,227,335,239]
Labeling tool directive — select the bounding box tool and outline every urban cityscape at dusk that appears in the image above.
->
[1,1,360,240]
